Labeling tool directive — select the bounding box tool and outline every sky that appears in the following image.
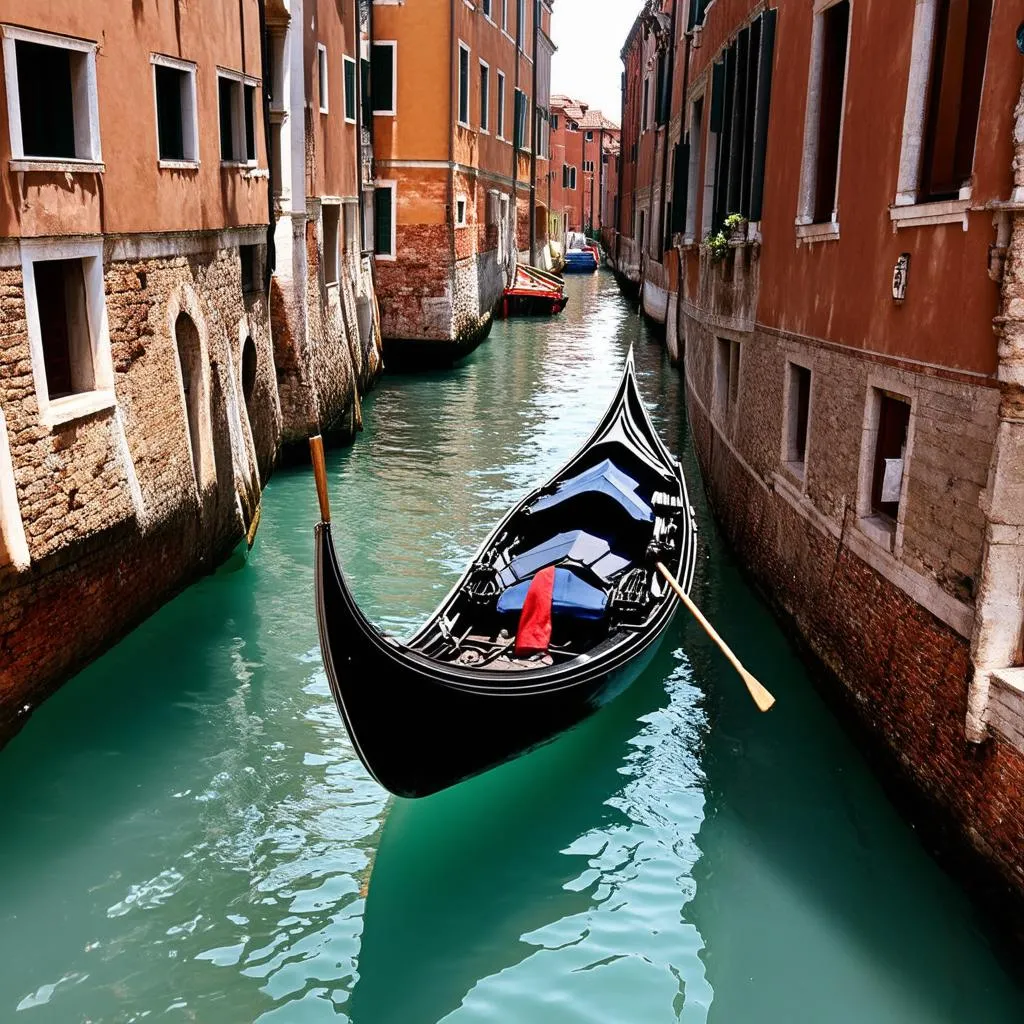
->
[550,0,644,124]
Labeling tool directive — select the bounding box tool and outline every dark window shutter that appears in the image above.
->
[371,44,394,113]
[749,8,777,222]
[374,187,393,255]
[672,141,689,233]
[344,60,357,121]
[709,60,725,133]
[655,52,667,125]
[361,58,372,128]
[16,41,76,158]
[727,31,748,214]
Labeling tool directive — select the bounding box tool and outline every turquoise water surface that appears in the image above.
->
[1,272,1021,1023]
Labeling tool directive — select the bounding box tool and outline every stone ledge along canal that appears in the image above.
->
[1,272,1022,1023]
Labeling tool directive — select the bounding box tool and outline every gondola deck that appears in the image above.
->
[313,350,698,797]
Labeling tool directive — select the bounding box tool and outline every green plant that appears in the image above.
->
[702,229,730,263]
[724,212,745,232]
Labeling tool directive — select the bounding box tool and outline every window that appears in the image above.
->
[374,183,395,257]
[914,0,992,203]
[371,42,396,115]
[551,113,559,132]
[688,0,710,29]
[483,0,493,18]
[496,71,506,138]
[322,204,340,285]
[798,1,850,227]
[458,43,471,127]
[570,166,577,190]
[655,52,667,126]
[22,240,114,425]
[585,130,594,142]
[455,196,467,227]
[714,337,741,425]
[642,78,650,131]
[707,10,777,230]
[317,43,329,113]
[2,26,102,165]
[514,89,529,150]
[479,61,490,132]
[568,120,578,132]
[870,393,911,522]
[343,56,357,123]
[517,0,526,49]
[562,163,569,188]
[240,244,261,294]
[638,209,646,250]
[152,56,198,164]
[503,0,509,32]
[784,363,812,473]
[218,71,258,163]
[684,97,703,240]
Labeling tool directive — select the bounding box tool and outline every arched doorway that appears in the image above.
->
[241,334,257,438]
[174,311,204,487]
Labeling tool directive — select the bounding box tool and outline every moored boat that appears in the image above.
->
[563,232,600,274]
[311,351,699,798]
[500,264,568,318]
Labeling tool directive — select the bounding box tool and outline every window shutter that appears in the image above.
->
[374,187,393,255]
[360,58,372,128]
[709,59,725,133]
[749,8,776,222]
[370,44,393,113]
[672,141,689,233]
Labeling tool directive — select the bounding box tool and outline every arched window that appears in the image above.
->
[175,311,203,486]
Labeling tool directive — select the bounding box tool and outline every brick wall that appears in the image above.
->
[683,309,1024,899]
[0,239,280,742]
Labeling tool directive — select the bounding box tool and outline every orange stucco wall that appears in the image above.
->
[0,0,268,239]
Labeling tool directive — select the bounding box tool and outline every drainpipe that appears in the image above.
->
[529,0,539,266]
[657,0,679,266]
[257,0,276,291]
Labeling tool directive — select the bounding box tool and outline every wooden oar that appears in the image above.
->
[656,561,776,712]
[310,435,331,524]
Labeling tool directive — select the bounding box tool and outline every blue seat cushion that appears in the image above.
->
[497,568,608,622]
[530,459,653,524]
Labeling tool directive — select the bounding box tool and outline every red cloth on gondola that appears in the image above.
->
[514,565,556,656]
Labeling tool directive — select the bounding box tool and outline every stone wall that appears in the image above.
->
[682,308,1024,900]
[0,236,280,742]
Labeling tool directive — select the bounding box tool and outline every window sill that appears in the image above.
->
[11,158,104,174]
[344,117,357,126]
[43,390,116,429]
[795,221,840,244]
[375,253,397,262]
[159,159,200,171]
[857,514,896,553]
[888,199,969,231]
[373,110,396,117]
[782,460,806,486]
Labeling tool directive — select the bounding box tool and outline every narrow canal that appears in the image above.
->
[1,272,1022,1023]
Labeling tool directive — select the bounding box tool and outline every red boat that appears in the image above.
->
[500,264,569,319]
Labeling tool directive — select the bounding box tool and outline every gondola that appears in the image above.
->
[311,350,700,798]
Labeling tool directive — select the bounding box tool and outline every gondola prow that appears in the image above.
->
[310,435,332,525]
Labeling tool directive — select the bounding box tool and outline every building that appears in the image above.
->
[599,130,621,255]
[368,0,554,366]
[266,0,382,444]
[577,109,620,238]
[0,0,381,744]
[614,0,1024,904]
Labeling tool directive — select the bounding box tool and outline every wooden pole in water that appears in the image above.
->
[656,562,776,712]
[310,435,331,524]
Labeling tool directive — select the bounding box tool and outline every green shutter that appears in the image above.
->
[672,141,689,233]
[709,60,725,133]
[344,60,356,121]
[371,44,393,113]
[374,187,393,256]
[749,8,777,222]
[361,58,371,128]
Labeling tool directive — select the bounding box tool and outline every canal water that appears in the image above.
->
[1,272,1022,1023]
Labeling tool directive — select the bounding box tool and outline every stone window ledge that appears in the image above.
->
[159,159,200,172]
[43,390,116,429]
[986,669,1024,752]
[10,159,104,174]
[856,514,895,553]
[795,221,839,244]
[889,199,969,231]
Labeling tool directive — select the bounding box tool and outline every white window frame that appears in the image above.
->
[795,0,852,241]
[374,179,397,261]
[343,55,357,124]
[479,58,490,134]
[217,68,260,166]
[1,24,103,171]
[322,199,341,286]
[20,237,116,428]
[890,0,977,227]
[458,41,472,128]
[502,0,509,32]
[781,357,814,485]
[496,69,507,140]
[372,41,397,116]
[317,43,329,114]
[482,0,494,22]
[455,194,468,227]
[151,53,199,168]
[684,91,704,243]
